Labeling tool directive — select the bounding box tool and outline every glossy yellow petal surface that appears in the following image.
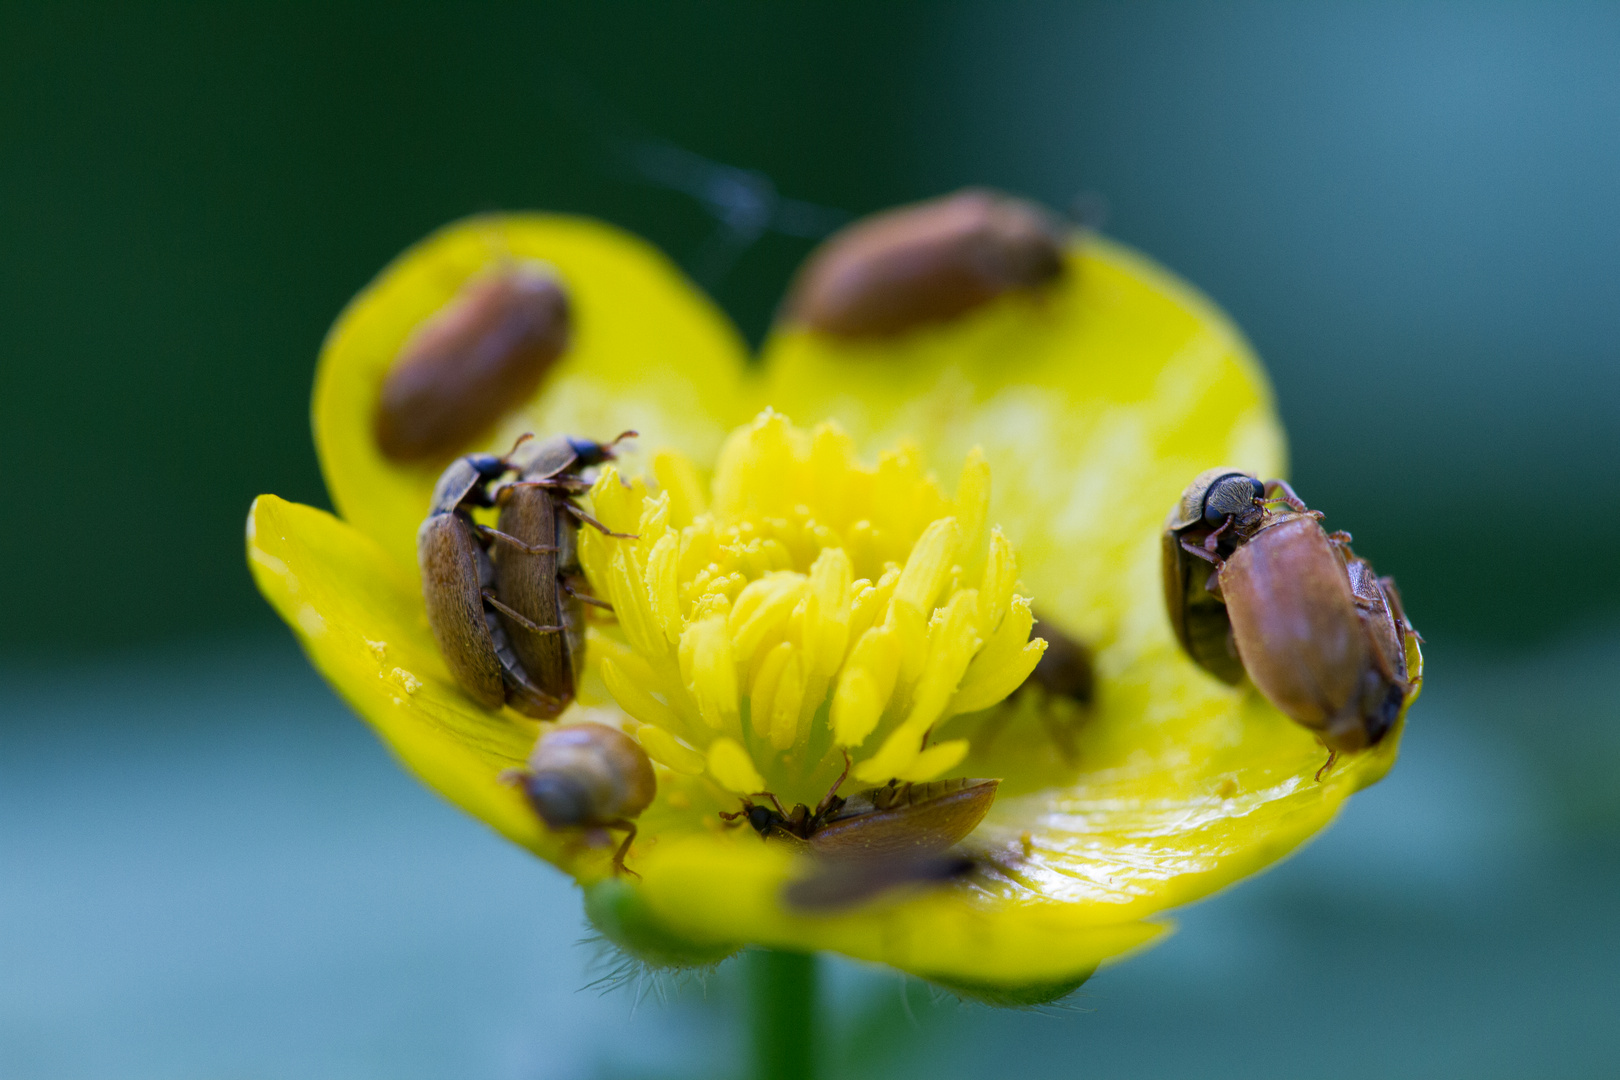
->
[759,233,1411,921]
[313,213,753,567]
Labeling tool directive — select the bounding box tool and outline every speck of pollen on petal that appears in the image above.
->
[578,409,1048,809]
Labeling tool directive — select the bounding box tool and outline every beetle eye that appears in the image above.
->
[1250,477,1266,499]
[748,805,775,834]
[467,453,504,477]
[1202,502,1228,526]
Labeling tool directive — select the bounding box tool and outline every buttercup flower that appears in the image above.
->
[248,202,1417,1004]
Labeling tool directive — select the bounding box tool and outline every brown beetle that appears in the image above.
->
[488,433,636,718]
[505,722,656,875]
[1163,470,1419,769]
[376,262,570,463]
[780,188,1068,338]
[418,439,578,717]
[721,754,999,860]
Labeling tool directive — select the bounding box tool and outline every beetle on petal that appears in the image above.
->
[489,433,637,717]
[1163,470,1419,770]
[505,722,656,876]
[376,262,570,463]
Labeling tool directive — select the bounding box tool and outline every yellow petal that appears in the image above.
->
[245,495,553,859]
[314,213,754,569]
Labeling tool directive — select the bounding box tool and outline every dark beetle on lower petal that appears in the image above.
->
[504,722,656,876]
[721,753,999,861]
[1162,469,1420,770]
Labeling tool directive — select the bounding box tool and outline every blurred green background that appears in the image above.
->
[4,4,1618,1078]
[5,2,1618,653]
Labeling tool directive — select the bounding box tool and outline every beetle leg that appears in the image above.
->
[755,791,792,819]
[607,820,641,878]
[1314,748,1339,783]
[1180,536,1222,566]
[813,751,853,819]
[561,577,615,611]
[481,590,564,633]
[1201,516,1233,554]
[561,501,639,538]
[475,524,559,555]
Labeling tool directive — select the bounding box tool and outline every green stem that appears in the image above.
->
[747,949,819,1080]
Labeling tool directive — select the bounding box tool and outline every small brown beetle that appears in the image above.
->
[418,438,578,717]
[780,188,1068,338]
[1163,470,1419,770]
[376,263,570,463]
[505,722,656,875]
[489,433,637,718]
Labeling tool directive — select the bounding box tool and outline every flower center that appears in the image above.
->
[578,410,1046,807]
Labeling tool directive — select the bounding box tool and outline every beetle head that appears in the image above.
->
[1202,473,1266,528]
[565,430,638,468]
[746,803,779,836]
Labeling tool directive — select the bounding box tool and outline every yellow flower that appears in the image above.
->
[247,210,1415,1004]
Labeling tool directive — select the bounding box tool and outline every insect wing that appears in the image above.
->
[811,778,998,861]
[492,485,573,706]
[418,513,505,709]
[1220,516,1369,737]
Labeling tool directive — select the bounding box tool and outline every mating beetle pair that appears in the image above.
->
[1164,469,1419,769]
[418,431,634,719]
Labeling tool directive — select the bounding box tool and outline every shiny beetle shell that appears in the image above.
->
[1221,515,1411,752]
[781,188,1067,338]
[810,778,999,860]
[1162,469,1266,685]
[419,510,506,710]
[517,722,656,829]
[376,263,570,463]
[489,435,626,715]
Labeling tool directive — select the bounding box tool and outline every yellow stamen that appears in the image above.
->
[580,410,1047,806]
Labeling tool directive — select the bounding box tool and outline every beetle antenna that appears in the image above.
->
[500,432,535,462]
